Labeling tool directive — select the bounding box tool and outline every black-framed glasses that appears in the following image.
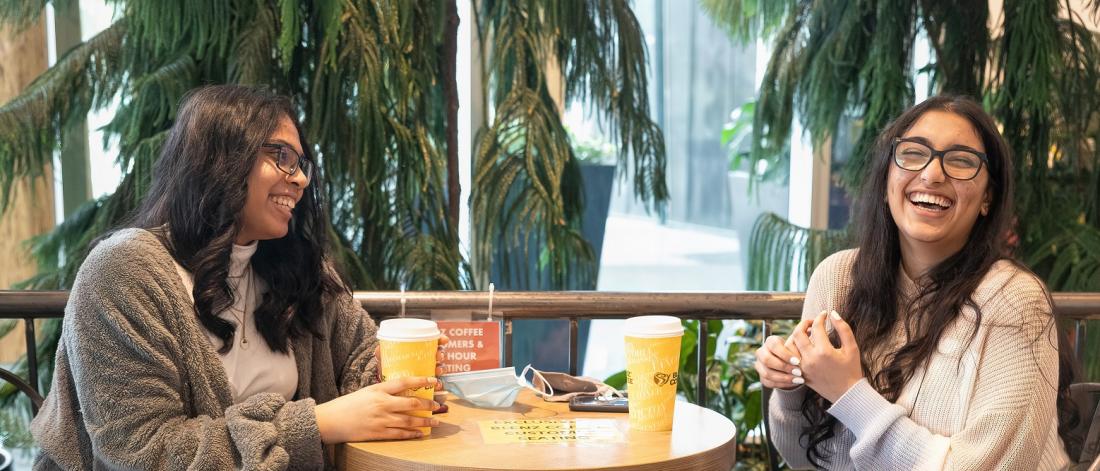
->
[261,143,313,182]
[892,138,987,181]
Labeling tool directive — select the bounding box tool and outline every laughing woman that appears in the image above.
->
[754,96,1077,469]
[31,85,441,470]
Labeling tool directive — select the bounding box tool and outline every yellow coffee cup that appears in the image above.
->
[377,318,440,436]
[624,315,684,432]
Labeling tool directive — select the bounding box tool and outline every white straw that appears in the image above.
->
[488,282,495,321]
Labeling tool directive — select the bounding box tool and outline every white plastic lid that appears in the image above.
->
[623,315,684,338]
[377,318,440,341]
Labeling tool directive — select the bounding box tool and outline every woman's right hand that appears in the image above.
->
[754,318,812,390]
[314,376,440,443]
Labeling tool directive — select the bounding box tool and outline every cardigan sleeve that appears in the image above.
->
[825,268,1063,470]
[768,249,856,469]
[62,234,323,470]
[324,279,381,395]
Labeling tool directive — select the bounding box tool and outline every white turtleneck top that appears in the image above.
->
[172,242,298,403]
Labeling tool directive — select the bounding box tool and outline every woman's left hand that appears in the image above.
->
[790,311,863,403]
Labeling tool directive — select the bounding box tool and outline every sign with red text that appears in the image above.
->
[437,321,501,373]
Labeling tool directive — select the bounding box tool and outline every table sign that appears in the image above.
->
[435,320,501,373]
[338,389,738,470]
[477,419,625,444]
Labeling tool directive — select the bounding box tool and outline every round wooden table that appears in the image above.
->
[337,390,736,470]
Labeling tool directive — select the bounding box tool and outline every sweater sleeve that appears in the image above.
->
[768,249,856,469]
[325,285,381,394]
[825,273,1062,470]
[64,235,323,470]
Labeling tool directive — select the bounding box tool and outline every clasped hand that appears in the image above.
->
[753,311,863,403]
[315,335,450,443]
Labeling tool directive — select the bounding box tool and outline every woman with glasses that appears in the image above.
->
[754,95,1077,469]
[31,85,443,470]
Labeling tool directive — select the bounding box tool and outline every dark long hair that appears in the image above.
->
[801,95,1078,466]
[130,84,345,353]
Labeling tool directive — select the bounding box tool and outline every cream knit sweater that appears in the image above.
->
[770,249,1071,470]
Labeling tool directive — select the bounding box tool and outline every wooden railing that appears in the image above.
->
[2,290,1099,410]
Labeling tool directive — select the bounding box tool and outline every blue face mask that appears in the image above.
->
[441,365,553,408]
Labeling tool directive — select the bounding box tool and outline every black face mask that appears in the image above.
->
[530,368,623,402]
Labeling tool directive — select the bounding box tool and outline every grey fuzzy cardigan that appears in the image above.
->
[30,228,380,470]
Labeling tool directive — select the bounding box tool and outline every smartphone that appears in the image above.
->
[568,395,629,413]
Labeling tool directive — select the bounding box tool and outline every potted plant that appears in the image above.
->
[498,129,617,373]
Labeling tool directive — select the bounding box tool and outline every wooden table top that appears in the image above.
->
[336,390,737,471]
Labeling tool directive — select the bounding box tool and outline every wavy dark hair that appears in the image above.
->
[129,84,345,353]
[800,95,1078,467]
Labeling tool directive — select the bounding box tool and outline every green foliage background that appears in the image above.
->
[0,0,665,409]
[704,0,1100,381]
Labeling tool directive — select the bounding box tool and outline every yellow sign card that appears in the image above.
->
[477,419,625,444]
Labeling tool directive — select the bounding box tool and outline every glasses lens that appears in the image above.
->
[943,151,982,179]
[277,147,299,174]
[894,141,931,171]
[299,157,313,181]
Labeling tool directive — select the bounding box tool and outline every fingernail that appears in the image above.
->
[792,377,805,385]
[792,368,802,377]
[789,357,800,366]
[831,310,841,320]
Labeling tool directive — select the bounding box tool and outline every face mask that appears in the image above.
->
[441,365,553,408]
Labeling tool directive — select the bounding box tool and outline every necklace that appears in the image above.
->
[228,269,254,349]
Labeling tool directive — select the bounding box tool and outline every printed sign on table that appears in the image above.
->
[478,419,625,444]
[436,320,501,373]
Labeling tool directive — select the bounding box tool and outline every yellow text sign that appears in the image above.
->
[477,419,625,444]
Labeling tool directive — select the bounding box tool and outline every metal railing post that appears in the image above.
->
[25,317,38,394]
[503,318,513,368]
[569,317,579,376]
[697,318,707,406]
[1076,319,1088,367]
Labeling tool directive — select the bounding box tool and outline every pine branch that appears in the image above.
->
[0,19,126,212]
[698,0,799,44]
[844,0,915,188]
[0,0,57,31]
[747,1,809,184]
[229,0,278,84]
[473,86,593,288]
[919,0,988,97]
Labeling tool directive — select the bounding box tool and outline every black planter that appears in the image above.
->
[494,163,615,373]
